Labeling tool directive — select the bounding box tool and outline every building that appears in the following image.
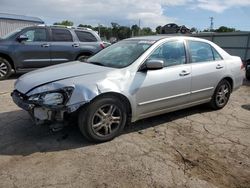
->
[0,13,44,37]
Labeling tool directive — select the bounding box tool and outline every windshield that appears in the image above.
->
[87,40,155,68]
[1,28,22,39]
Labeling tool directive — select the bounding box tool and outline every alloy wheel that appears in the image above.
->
[0,62,7,78]
[91,104,122,137]
[216,84,230,107]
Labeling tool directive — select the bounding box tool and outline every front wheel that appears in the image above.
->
[209,80,231,110]
[78,96,127,142]
[0,57,12,80]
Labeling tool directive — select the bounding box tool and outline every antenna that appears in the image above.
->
[210,17,214,31]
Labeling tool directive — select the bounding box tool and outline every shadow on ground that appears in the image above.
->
[0,105,211,156]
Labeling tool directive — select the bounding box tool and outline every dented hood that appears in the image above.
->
[15,61,114,94]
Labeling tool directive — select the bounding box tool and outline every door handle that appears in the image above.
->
[216,64,224,69]
[179,70,190,76]
[41,43,50,48]
[72,43,79,47]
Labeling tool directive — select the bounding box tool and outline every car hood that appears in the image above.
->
[15,61,114,94]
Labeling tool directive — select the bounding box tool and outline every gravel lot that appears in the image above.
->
[0,76,249,188]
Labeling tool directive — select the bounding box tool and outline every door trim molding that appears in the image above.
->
[138,92,191,106]
[137,87,214,106]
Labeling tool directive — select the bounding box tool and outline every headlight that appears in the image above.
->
[28,87,74,107]
[42,93,64,105]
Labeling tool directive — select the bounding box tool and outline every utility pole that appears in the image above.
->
[209,17,214,31]
[98,24,101,36]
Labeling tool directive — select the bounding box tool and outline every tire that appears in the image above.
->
[180,29,186,34]
[0,57,12,80]
[246,69,250,80]
[78,96,127,142]
[77,55,90,62]
[209,79,231,110]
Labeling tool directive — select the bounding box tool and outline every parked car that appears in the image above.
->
[161,23,190,34]
[0,25,105,80]
[11,36,244,142]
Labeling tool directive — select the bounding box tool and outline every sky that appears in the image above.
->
[0,0,250,31]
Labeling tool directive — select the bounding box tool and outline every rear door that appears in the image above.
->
[49,28,79,65]
[187,40,226,102]
[13,27,51,69]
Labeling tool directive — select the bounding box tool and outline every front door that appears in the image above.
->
[135,40,192,119]
[13,28,51,69]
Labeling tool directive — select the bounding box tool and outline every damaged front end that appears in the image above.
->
[11,87,77,127]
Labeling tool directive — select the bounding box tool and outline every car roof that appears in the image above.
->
[125,35,205,42]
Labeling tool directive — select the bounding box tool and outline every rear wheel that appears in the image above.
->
[78,96,127,142]
[0,57,12,80]
[210,80,231,109]
[77,55,90,62]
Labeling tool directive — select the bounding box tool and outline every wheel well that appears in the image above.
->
[76,52,92,60]
[0,53,15,69]
[92,92,132,117]
[223,77,233,91]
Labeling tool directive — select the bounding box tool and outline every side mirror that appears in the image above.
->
[17,35,29,42]
[144,59,164,70]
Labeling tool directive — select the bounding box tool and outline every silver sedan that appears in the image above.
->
[12,36,244,142]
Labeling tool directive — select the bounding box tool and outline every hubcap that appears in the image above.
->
[0,62,7,77]
[92,104,121,137]
[216,84,229,106]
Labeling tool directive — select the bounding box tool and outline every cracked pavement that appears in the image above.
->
[0,77,249,188]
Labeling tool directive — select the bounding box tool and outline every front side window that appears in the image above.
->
[87,40,154,68]
[75,31,97,42]
[22,28,47,42]
[148,40,186,67]
[51,29,73,42]
[188,41,215,63]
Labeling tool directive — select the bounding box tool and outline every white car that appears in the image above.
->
[12,36,244,142]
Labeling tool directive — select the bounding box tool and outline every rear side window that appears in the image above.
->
[51,29,73,42]
[188,41,214,63]
[212,47,223,60]
[75,31,97,42]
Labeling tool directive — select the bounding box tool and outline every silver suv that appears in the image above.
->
[0,25,104,80]
[12,36,244,142]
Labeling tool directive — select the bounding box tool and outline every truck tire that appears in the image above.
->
[0,57,12,80]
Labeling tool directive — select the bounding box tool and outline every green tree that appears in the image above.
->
[53,20,74,26]
[141,27,154,36]
[131,24,140,36]
[190,27,198,33]
[215,26,236,32]
[155,26,162,34]
[78,24,93,29]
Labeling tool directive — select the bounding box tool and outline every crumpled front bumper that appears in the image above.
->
[11,90,82,124]
[11,90,34,111]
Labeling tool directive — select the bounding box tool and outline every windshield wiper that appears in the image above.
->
[88,61,105,66]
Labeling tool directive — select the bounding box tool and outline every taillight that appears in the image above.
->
[241,61,245,70]
[100,43,105,49]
